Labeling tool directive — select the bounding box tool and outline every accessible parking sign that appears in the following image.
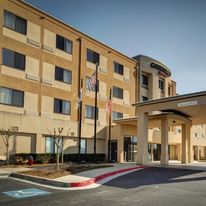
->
[3,188,51,199]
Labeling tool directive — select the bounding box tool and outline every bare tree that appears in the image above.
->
[0,129,15,165]
[53,127,63,170]
[61,129,70,164]
[47,128,70,170]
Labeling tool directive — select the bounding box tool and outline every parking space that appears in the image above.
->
[3,188,51,199]
[1,167,206,206]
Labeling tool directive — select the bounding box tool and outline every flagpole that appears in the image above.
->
[78,79,83,155]
[108,88,112,162]
[94,62,98,162]
[77,38,82,161]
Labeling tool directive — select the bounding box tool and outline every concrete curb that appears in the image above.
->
[10,173,71,187]
[10,165,145,188]
[147,164,206,171]
[70,165,145,187]
[0,173,10,177]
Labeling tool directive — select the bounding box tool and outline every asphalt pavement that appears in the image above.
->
[1,167,206,206]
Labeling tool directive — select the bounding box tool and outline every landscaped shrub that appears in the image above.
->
[14,153,55,164]
[63,153,106,163]
[35,154,56,164]
[15,153,31,165]
[14,153,106,164]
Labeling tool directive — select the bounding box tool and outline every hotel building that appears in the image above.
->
[0,0,206,164]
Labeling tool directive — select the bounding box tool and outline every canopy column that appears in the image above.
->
[160,118,169,165]
[181,123,192,164]
[136,112,149,165]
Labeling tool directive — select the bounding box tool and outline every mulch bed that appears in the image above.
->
[19,164,113,179]
[20,169,71,179]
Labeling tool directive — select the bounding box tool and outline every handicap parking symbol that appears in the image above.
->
[3,188,51,199]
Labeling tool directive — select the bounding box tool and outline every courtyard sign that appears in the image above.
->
[178,101,198,107]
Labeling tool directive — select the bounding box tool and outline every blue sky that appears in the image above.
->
[25,0,206,94]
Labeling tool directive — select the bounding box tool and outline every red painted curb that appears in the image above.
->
[70,165,145,187]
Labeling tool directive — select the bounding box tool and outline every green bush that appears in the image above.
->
[15,153,56,165]
[15,153,29,165]
[14,153,106,164]
[64,153,106,163]
[36,154,49,164]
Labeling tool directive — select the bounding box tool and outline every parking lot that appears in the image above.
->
[1,167,206,206]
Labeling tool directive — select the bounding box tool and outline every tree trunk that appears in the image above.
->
[61,146,64,164]
[56,151,60,170]
[6,144,9,166]
[61,152,63,164]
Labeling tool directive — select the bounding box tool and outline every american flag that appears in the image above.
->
[105,99,112,113]
[86,71,97,91]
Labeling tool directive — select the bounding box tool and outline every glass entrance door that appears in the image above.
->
[110,140,117,162]
[153,144,161,161]
[124,136,137,162]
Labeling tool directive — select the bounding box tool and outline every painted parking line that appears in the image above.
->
[3,188,51,199]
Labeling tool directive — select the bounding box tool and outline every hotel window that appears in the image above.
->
[159,79,164,90]
[85,105,98,119]
[142,74,148,86]
[85,77,99,92]
[168,86,171,96]
[56,34,72,54]
[113,86,123,99]
[54,98,71,115]
[87,49,99,64]
[0,87,24,107]
[80,139,87,154]
[55,66,72,84]
[45,137,62,153]
[141,96,148,102]
[112,111,123,120]
[114,62,124,75]
[2,48,25,71]
[45,137,55,153]
[4,10,27,35]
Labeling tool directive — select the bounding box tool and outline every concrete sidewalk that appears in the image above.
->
[8,163,144,188]
[55,163,140,184]
[0,167,32,176]
[5,161,206,189]
[147,160,206,171]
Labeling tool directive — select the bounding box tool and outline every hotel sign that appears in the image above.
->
[150,62,171,77]
[178,101,198,107]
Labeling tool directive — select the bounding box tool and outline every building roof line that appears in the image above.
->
[14,0,137,64]
[133,90,206,107]
[113,113,192,124]
[133,54,172,74]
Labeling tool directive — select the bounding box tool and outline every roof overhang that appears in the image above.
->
[133,91,206,125]
[114,113,192,128]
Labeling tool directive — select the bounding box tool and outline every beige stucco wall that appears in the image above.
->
[137,55,173,101]
[3,21,41,48]
[0,0,136,156]
[0,0,205,160]
[0,133,36,156]
[192,125,206,146]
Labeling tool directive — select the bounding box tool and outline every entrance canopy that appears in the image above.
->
[114,91,206,166]
[133,91,206,125]
[114,113,191,128]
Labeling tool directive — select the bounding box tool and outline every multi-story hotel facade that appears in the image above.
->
[0,0,206,163]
